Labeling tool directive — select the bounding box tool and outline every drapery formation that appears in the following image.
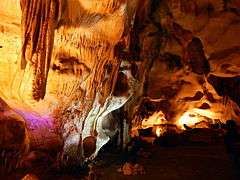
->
[20,0,62,100]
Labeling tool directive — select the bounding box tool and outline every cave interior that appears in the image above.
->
[0,0,240,179]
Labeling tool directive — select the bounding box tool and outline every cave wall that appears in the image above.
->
[0,0,240,165]
[0,0,140,164]
[131,0,240,127]
[0,0,21,18]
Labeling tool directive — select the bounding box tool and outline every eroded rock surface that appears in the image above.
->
[0,97,29,172]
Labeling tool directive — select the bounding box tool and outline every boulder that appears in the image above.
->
[0,97,29,173]
[0,97,29,152]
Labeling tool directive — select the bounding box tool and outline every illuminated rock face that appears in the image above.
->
[136,0,240,128]
[0,0,240,166]
[51,0,140,163]
[0,0,139,164]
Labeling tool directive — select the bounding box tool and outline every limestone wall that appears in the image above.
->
[0,0,21,18]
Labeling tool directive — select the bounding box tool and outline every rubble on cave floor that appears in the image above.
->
[94,142,237,180]
[0,129,239,180]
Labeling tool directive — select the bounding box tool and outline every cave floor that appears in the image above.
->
[97,143,237,180]
[1,142,238,180]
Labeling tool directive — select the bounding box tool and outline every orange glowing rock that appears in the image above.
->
[21,174,38,180]
[142,111,167,129]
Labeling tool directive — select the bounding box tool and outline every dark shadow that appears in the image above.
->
[224,119,240,179]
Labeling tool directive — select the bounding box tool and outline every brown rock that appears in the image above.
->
[207,74,240,106]
[160,86,178,99]
[183,91,204,101]
[187,37,210,75]
[21,174,38,180]
[199,103,211,109]
[227,0,240,10]
[83,136,97,158]
[122,162,134,175]
[0,98,29,151]
[133,163,146,175]
[113,72,129,97]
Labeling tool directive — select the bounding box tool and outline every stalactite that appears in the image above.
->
[20,0,61,101]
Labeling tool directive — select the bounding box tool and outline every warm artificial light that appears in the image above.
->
[141,111,166,129]
[177,108,219,129]
[155,127,162,137]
